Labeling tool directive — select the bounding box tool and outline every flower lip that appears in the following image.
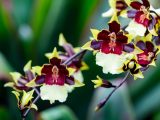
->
[136,41,157,66]
[129,0,152,27]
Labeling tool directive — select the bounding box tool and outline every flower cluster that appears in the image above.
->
[5,34,86,117]
[83,0,160,110]
[4,0,160,118]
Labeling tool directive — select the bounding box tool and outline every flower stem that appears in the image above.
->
[63,50,87,65]
[95,72,130,111]
[22,88,40,119]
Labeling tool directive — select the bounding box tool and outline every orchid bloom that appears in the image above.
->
[12,90,37,111]
[46,34,88,83]
[136,39,158,67]
[126,0,160,36]
[82,15,132,74]
[5,61,40,91]
[27,48,84,104]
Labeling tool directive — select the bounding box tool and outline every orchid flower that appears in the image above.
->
[27,48,84,104]
[126,0,160,36]
[5,61,40,91]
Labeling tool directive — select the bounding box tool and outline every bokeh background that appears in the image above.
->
[0,0,160,120]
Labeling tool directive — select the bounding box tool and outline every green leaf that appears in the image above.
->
[0,107,11,120]
[0,52,12,79]
[40,105,78,120]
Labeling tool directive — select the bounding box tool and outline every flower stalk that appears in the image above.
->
[95,72,130,111]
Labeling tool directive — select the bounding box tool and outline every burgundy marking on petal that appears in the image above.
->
[97,30,110,41]
[137,52,151,66]
[123,43,135,53]
[136,41,146,51]
[65,76,74,85]
[116,0,127,11]
[35,75,45,84]
[127,10,137,18]
[142,0,150,8]
[50,57,61,66]
[41,64,53,74]
[116,32,128,43]
[59,65,69,76]
[101,41,111,54]
[113,43,123,55]
[109,21,120,33]
[130,1,142,10]
[91,40,102,50]
[146,41,154,52]
[101,80,116,88]
[44,73,65,85]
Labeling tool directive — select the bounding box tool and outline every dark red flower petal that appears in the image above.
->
[113,42,123,55]
[130,1,143,10]
[127,10,137,18]
[136,41,146,51]
[146,41,154,52]
[109,21,120,33]
[142,0,150,8]
[50,57,61,66]
[97,30,110,41]
[116,0,128,11]
[137,52,150,66]
[135,11,149,27]
[41,64,53,74]
[90,40,103,50]
[123,43,135,53]
[116,32,128,43]
[101,41,111,54]
[59,65,69,76]
[65,76,75,85]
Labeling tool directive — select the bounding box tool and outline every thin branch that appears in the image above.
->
[63,50,87,65]
[95,72,130,111]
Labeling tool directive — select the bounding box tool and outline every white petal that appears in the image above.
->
[73,71,84,83]
[96,52,126,74]
[150,6,160,16]
[102,8,114,17]
[66,71,84,92]
[126,20,146,37]
[40,85,68,104]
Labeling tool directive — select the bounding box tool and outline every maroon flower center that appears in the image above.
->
[139,6,149,23]
[108,32,117,50]
[139,52,154,61]
[52,65,59,83]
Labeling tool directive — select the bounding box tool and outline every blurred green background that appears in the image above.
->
[0,0,160,120]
